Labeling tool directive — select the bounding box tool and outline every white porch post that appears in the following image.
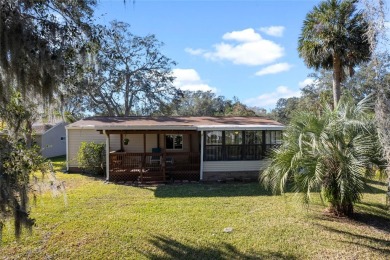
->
[104,130,110,181]
[66,128,69,171]
[200,130,204,181]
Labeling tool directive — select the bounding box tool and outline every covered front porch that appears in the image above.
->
[104,130,200,183]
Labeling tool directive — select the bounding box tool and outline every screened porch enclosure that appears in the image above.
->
[105,130,200,182]
[203,130,282,161]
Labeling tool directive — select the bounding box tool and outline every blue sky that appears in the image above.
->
[94,0,326,110]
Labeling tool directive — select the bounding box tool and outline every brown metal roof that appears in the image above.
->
[67,116,283,130]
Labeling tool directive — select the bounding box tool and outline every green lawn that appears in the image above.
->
[1,157,389,259]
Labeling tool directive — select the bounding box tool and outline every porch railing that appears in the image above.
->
[109,152,200,182]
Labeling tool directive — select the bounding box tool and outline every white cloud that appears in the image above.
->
[186,28,284,66]
[222,28,262,42]
[259,26,285,37]
[172,69,217,92]
[255,63,292,76]
[173,68,200,82]
[298,78,315,88]
[184,48,206,56]
[244,86,300,108]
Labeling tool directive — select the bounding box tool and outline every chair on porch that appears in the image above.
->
[150,147,161,164]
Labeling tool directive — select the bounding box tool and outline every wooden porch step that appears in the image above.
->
[140,176,165,181]
[139,174,166,184]
[138,180,166,185]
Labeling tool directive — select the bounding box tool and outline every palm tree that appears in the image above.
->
[260,97,384,216]
[298,0,371,108]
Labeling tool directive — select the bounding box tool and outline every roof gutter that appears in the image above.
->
[195,125,285,131]
[66,125,198,131]
[66,125,285,131]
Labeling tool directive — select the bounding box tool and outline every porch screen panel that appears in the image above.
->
[225,131,242,160]
[245,131,263,160]
[265,131,282,152]
[205,131,222,161]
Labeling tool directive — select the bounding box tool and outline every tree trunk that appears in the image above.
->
[24,120,33,148]
[124,74,130,116]
[375,89,390,209]
[332,54,342,109]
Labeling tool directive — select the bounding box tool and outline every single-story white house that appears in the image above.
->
[66,116,284,183]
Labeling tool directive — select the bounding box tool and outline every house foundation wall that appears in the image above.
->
[68,167,83,173]
[203,171,260,182]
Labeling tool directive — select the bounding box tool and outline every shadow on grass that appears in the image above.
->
[363,182,387,194]
[356,201,389,217]
[138,235,297,260]
[153,182,274,198]
[365,178,387,187]
[351,212,390,233]
[315,208,390,234]
[315,223,390,255]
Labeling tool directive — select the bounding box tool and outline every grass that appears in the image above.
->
[0,157,389,259]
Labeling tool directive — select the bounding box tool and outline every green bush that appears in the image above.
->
[77,142,105,175]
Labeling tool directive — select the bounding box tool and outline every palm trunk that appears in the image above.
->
[327,171,355,217]
[332,54,342,109]
[329,191,354,217]
[330,203,354,217]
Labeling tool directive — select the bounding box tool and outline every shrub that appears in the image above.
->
[77,142,105,175]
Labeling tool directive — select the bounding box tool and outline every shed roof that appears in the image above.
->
[32,123,54,135]
[67,116,284,131]
[0,122,67,136]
